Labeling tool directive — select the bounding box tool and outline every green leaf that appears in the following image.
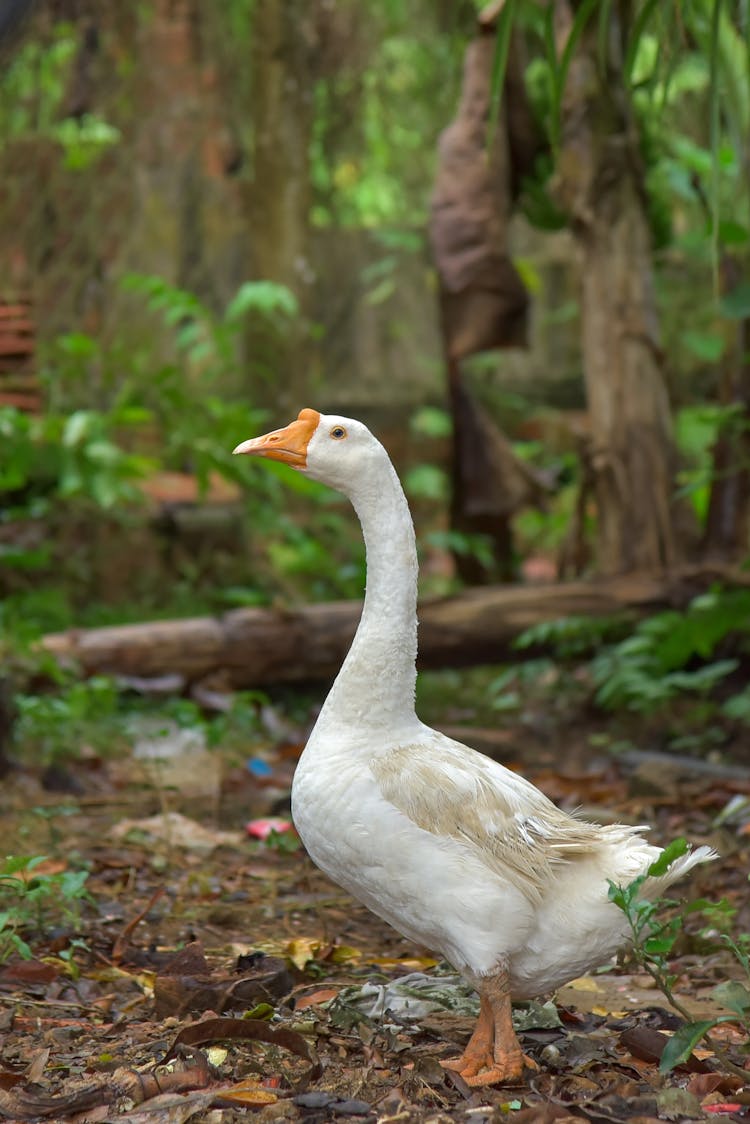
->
[683,330,725,362]
[643,934,678,956]
[658,1019,718,1073]
[608,873,647,911]
[1,855,48,877]
[607,881,629,910]
[712,979,750,1016]
[647,837,688,877]
[707,0,722,285]
[224,281,298,323]
[549,0,600,149]
[365,277,396,305]
[720,280,750,319]
[410,407,452,439]
[63,410,97,448]
[404,464,449,501]
[487,0,519,145]
[719,219,750,246]
[58,331,97,359]
[624,0,663,81]
[722,688,750,722]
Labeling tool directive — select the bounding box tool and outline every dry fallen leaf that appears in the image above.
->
[213,1077,278,1106]
[294,988,339,1011]
[163,1016,322,1086]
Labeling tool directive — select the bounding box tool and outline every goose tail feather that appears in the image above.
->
[642,844,718,900]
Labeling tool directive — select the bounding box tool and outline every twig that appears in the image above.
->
[111,886,165,962]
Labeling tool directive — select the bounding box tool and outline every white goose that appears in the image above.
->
[234,409,716,1087]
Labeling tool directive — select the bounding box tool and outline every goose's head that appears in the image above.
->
[233,408,383,493]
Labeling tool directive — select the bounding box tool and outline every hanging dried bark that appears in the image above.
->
[429,13,539,359]
[429,3,544,582]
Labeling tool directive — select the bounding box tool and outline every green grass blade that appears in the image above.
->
[487,0,520,148]
[624,0,664,81]
[550,0,600,151]
[709,0,723,291]
[597,0,613,78]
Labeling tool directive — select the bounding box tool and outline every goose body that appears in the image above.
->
[235,409,716,1084]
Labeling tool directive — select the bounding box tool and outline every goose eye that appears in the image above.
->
[330,426,347,440]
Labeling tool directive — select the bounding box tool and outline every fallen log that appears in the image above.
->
[40,567,742,688]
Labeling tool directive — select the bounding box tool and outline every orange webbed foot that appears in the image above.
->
[439,970,540,1087]
[441,1050,535,1086]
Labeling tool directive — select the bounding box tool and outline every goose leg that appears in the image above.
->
[440,970,527,1086]
[440,993,494,1079]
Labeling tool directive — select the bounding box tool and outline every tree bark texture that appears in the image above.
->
[244,0,320,407]
[41,568,738,688]
[553,0,683,575]
[702,256,750,560]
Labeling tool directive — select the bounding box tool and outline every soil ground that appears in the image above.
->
[0,703,748,1124]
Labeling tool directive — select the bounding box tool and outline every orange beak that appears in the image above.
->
[232,408,320,468]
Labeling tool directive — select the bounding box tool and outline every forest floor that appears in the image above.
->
[1,690,749,1124]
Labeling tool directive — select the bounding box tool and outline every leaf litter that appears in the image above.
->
[0,715,749,1122]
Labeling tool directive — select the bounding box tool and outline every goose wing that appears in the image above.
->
[371,733,638,904]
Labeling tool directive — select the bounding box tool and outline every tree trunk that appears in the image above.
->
[244,0,317,407]
[702,256,750,559]
[553,0,686,575]
[40,567,738,688]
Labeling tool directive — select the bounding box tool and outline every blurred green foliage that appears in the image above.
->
[0,854,92,963]
[0,25,120,166]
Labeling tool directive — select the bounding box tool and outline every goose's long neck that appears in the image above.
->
[316,453,419,735]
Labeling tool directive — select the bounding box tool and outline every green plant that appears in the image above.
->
[590,588,750,713]
[515,614,630,660]
[609,840,750,1076]
[488,658,558,714]
[265,828,302,855]
[675,404,750,523]
[29,805,81,850]
[15,676,121,766]
[0,855,93,963]
[0,401,154,514]
[0,27,120,167]
[111,275,295,494]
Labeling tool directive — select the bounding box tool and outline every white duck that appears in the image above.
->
[234,408,716,1086]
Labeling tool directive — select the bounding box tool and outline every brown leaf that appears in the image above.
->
[153,955,293,1017]
[151,941,209,977]
[164,1017,322,1086]
[429,21,537,359]
[25,1049,49,1085]
[510,1108,582,1124]
[212,1077,278,1106]
[294,988,338,1011]
[17,859,68,881]
[619,1026,710,1073]
[0,959,58,987]
[687,1072,741,1097]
